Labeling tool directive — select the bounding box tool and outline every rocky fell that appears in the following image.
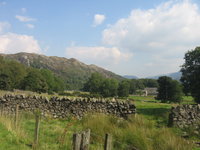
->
[0,52,123,90]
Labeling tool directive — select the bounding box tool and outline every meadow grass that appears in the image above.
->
[182,96,195,104]
[0,111,196,150]
[129,95,195,104]
[80,114,194,150]
[129,95,200,147]
[0,111,79,150]
[0,94,198,150]
[129,95,173,126]
[129,95,196,126]
[129,95,157,101]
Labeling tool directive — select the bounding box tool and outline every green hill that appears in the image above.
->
[0,52,124,90]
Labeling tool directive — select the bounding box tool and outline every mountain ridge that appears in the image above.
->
[123,72,182,80]
[123,75,138,79]
[147,72,181,80]
[0,52,124,90]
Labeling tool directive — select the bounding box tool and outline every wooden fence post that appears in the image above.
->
[73,133,82,150]
[80,129,90,150]
[2,105,4,116]
[0,105,3,116]
[33,112,40,149]
[104,133,112,150]
[15,104,19,128]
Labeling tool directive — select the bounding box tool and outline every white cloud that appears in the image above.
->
[66,46,132,65]
[0,33,41,54]
[26,24,35,29]
[103,0,200,51]
[15,15,36,22]
[93,14,105,26]
[102,0,200,76]
[0,22,10,33]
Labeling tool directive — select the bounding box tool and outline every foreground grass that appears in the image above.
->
[0,94,198,149]
[0,112,78,150]
[0,111,196,150]
[0,123,28,150]
[81,114,194,150]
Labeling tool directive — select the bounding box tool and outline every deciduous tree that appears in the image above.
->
[181,47,200,103]
[20,69,48,93]
[118,80,130,97]
[157,76,183,103]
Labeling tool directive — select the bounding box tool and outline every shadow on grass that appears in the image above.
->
[137,107,171,126]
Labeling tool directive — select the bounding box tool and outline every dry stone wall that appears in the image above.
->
[0,94,136,119]
[168,104,200,129]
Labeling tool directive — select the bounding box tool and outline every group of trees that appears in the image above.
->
[84,46,200,104]
[0,57,65,93]
[84,72,183,102]
[83,73,158,97]
[129,78,158,94]
[0,47,199,104]
[153,46,200,104]
[83,73,119,97]
[157,76,183,103]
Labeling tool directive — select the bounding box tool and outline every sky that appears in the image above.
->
[1,0,200,77]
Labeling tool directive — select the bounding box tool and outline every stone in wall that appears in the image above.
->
[168,104,200,130]
[0,94,136,119]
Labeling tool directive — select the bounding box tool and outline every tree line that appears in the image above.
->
[83,72,185,103]
[157,46,200,104]
[83,46,200,104]
[0,46,200,104]
[83,72,158,97]
[0,56,65,93]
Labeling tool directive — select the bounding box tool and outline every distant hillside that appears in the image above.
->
[0,52,124,90]
[147,72,182,80]
[123,75,138,79]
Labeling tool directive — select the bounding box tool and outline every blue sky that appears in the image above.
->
[1,0,200,77]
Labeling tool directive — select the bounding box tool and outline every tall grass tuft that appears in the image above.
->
[0,111,30,149]
[0,110,195,150]
[81,114,194,150]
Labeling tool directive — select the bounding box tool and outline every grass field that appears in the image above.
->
[129,95,198,129]
[0,112,196,150]
[0,93,199,150]
[129,95,200,144]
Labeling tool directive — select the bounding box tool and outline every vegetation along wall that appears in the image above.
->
[169,104,200,129]
[0,94,136,119]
